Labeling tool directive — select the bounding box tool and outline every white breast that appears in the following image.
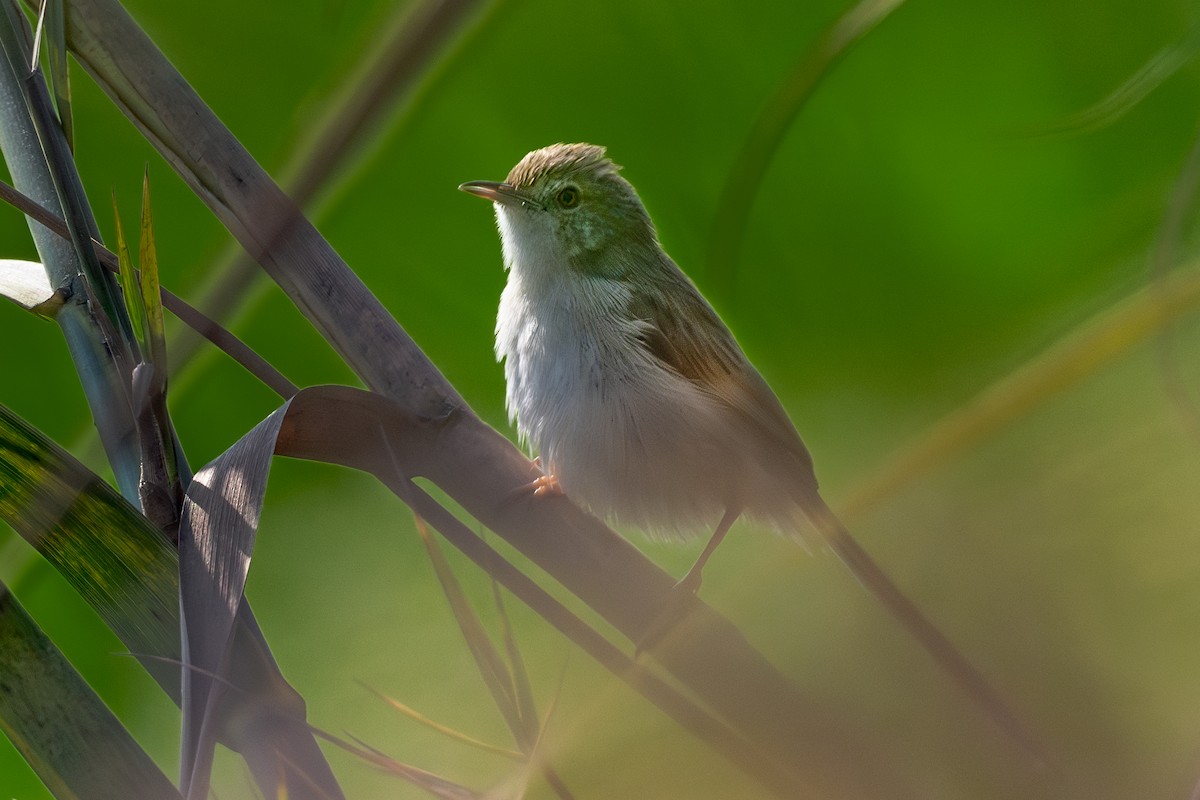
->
[495,266,741,538]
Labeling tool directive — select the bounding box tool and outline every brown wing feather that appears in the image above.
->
[629,264,817,488]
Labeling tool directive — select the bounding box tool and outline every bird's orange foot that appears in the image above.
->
[508,457,565,500]
[529,473,563,497]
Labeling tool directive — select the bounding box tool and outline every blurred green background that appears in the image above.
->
[2,0,1200,797]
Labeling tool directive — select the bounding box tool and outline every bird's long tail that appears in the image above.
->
[798,488,1046,762]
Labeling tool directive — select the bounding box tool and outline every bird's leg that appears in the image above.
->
[636,505,742,656]
[675,505,742,594]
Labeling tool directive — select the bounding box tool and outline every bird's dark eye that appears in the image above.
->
[556,186,579,208]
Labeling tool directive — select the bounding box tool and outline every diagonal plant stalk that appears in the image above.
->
[3,171,723,798]
[490,580,539,746]
[57,2,1027,796]
[164,0,495,388]
[414,515,523,743]
[56,5,924,798]
[275,386,822,799]
[313,729,483,800]
[66,0,465,416]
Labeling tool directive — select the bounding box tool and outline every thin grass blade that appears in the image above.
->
[360,683,522,760]
[1040,21,1200,136]
[314,729,483,800]
[413,515,525,747]
[537,673,574,800]
[489,581,537,736]
[111,189,146,347]
[138,166,166,372]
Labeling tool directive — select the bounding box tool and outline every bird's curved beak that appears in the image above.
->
[458,180,543,211]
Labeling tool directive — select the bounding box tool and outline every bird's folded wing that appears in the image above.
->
[628,266,816,482]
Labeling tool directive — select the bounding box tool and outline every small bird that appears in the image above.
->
[460,143,1030,747]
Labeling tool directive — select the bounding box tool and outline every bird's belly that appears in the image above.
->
[506,330,739,537]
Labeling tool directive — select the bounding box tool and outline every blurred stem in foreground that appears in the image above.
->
[705,0,906,305]
[838,258,1200,523]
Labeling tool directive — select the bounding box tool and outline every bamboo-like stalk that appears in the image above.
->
[0,0,141,500]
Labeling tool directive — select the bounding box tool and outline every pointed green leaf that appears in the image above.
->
[139,167,166,372]
[414,516,526,748]
[111,191,146,348]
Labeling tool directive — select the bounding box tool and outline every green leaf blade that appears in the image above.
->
[0,582,180,800]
